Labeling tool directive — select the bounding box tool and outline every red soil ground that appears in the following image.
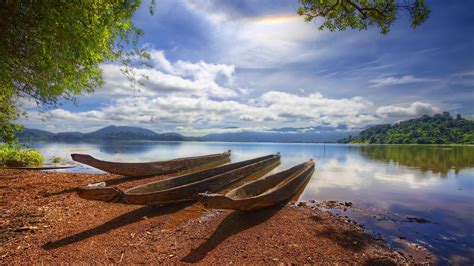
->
[1,169,416,264]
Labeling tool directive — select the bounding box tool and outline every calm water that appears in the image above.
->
[30,141,474,263]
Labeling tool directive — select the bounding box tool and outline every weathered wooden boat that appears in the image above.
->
[199,159,315,211]
[71,151,231,177]
[77,154,280,205]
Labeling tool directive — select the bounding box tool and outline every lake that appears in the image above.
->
[28,141,474,263]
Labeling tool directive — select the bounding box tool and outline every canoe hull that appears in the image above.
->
[200,160,315,211]
[71,151,231,177]
[77,154,280,205]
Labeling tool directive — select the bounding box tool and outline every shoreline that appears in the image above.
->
[1,169,431,264]
[18,138,473,145]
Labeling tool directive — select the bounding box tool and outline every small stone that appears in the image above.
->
[297,201,307,207]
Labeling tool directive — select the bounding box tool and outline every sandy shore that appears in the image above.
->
[1,169,417,264]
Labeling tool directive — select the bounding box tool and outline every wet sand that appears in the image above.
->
[1,169,420,264]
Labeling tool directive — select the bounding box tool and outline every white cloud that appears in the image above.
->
[28,89,378,135]
[368,75,436,88]
[376,102,440,118]
[96,50,237,98]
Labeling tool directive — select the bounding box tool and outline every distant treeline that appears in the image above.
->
[343,113,474,144]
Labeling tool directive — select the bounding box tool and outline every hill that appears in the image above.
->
[17,125,358,143]
[344,113,474,144]
[17,126,187,141]
[202,128,358,143]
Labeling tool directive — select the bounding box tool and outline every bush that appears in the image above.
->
[52,156,63,163]
[0,144,44,167]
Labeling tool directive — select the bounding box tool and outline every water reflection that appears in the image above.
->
[358,145,474,176]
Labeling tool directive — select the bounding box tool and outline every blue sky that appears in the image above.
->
[22,0,474,135]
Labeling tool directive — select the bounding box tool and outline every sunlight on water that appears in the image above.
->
[30,141,474,262]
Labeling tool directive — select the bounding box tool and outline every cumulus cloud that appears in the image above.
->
[30,88,379,135]
[376,102,440,118]
[96,50,237,98]
[368,75,436,88]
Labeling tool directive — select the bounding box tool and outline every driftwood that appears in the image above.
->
[71,151,231,177]
[199,159,315,211]
[77,154,281,205]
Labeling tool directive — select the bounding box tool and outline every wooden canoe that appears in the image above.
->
[71,151,231,177]
[199,159,315,211]
[77,154,281,205]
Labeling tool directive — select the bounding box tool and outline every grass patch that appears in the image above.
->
[0,144,44,167]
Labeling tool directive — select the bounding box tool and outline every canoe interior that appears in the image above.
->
[126,154,277,194]
[198,160,315,211]
[227,162,310,200]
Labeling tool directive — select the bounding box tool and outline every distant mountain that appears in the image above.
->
[17,126,187,141]
[201,126,358,143]
[16,128,54,140]
[85,126,159,139]
[344,113,474,144]
[17,125,359,143]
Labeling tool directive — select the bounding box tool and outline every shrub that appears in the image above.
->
[52,156,63,163]
[0,144,44,167]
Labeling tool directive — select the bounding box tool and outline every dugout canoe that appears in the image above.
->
[199,159,315,211]
[71,151,231,177]
[77,154,280,205]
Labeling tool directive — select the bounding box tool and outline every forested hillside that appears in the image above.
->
[345,113,474,144]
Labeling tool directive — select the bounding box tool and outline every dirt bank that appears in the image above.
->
[1,169,414,264]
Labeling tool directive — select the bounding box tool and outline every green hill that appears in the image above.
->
[345,112,474,144]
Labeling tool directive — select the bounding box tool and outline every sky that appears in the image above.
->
[21,0,474,135]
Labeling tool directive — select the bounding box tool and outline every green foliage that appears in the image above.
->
[0,144,44,167]
[0,90,24,144]
[347,113,474,144]
[51,156,63,164]
[0,1,146,143]
[297,0,430,34]
[359,145,474,176]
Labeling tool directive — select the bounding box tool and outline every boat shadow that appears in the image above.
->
[181,204,284,263]
[42,202,191,250]
[181,166,313,263]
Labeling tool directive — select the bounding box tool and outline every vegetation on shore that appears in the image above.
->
[0,144,44,167]
[344,113,474,144]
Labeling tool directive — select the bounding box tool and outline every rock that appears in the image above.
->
[297,201,307,207]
